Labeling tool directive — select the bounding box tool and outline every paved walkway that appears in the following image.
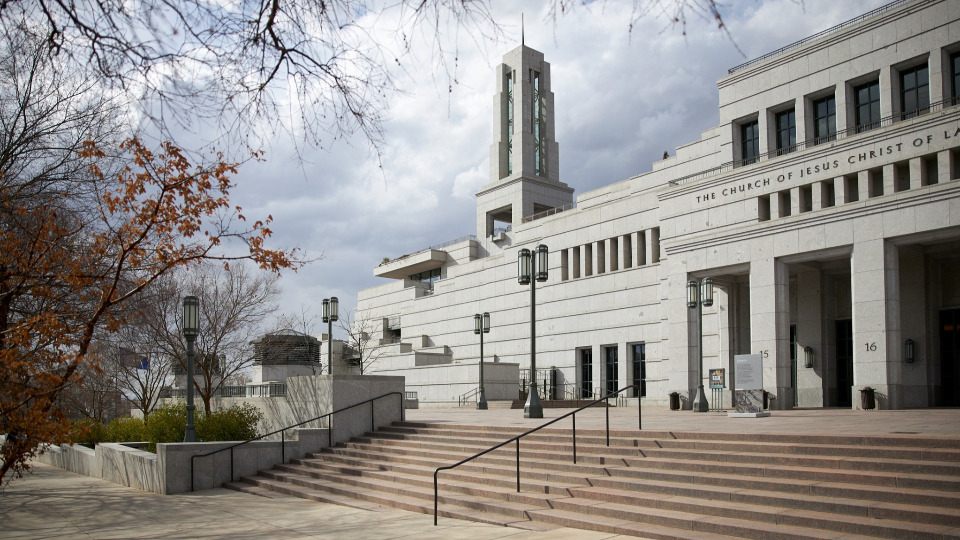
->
[3,406,958,539]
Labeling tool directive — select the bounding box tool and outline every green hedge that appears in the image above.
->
[70,402,264,453]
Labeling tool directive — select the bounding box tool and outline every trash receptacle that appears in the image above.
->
[860,387,876,410]
[668,392,680,411]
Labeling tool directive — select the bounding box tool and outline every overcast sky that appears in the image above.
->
[230,0,890,336]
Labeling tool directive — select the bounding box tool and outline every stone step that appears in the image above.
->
[277,462,573,505]
[620,456,960,491]
[376,425,656,449]
[226,421,960,538]
[569,484,960,528]
[525,508,840,540]
[392,422,960,452]
[256,466,549,522]
[329,436,960,496]
[388,422,960,461]
[639,447,960,475]
[589,472,960,509]
[349,432,646,460]
[312,446,596,487]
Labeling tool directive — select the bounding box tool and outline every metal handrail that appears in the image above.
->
[189,391,404,491]
[668,97,959,187]
[458,387,480,407]
[433,384,640,525]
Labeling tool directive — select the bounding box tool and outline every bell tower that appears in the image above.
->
[477,45,574,239]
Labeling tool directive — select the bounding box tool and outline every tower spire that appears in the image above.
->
[522,13,525,46]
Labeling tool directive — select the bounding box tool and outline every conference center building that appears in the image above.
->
[355,0,960,410]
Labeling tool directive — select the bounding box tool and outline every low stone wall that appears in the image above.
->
[35,375,406,494]
[159,427,327,493]
[37,442,100,478]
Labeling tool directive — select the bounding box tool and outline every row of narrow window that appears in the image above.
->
[560,228,660,281]
[739,50,960,165]
[578,343,646,399]
[757,149,960,221]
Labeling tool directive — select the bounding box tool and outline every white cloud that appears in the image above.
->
[224,0,892,331]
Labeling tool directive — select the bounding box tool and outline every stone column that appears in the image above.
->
[644,229,657,265]
[750,258,792,409]
[857,170,870,200]
[909,157,923,190]
[796,269,824,407]
[790,186,801,216]
[938,150,953,184]
[834,176,847,205]
[771,192,785,219]
[882,163,895,196]
[850,239,901,409]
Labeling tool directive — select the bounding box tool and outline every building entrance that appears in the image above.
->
[941,309,960,406]
[836,319,853,407]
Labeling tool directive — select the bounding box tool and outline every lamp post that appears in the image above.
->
[686,277,714,413]
[518,244,548,419]
[322,297,339,374]
[182,296,199,442]
[474,312,490,410]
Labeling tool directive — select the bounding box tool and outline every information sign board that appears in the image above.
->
[734,354,763,391]
[709,368,725,389]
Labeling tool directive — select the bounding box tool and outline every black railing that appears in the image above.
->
[458,387,480,407]
[669,97,959,187]
[433,384,640,525]
[189,391,404,491]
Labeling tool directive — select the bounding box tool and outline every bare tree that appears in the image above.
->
[147,264,281,414]
[339,310,384,375]
[0,1,502,155]
[56,342,123,423]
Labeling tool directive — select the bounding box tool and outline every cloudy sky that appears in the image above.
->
[229,0,890,335]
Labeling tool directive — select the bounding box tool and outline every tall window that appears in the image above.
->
[579,348,593,399]
[775,109,796,155]
[952,52,960,105]
[813,95,836,143]
[631,343,646,398]
[532,71,545,176]
[506,71,514,175]
[854,80,881,132]
[899,63,929,120]
[604,346,618,396]
[741,120,760,165]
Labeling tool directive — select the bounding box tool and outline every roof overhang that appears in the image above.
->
[374,249,446,279]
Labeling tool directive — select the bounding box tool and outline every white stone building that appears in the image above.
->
[356,0,960,410]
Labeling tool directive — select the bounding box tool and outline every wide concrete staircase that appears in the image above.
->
[225,422,960,539]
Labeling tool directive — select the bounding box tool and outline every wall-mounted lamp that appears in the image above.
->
[803,346,814,369]
[904,339,915,364]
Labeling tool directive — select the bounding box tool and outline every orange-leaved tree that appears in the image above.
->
[0,138,302,484]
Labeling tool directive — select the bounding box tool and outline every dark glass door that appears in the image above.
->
[605,346,618,396]
[941,309,960,406]
[836,319,853,407]
[580,348,592,399]
[632,343,646,398]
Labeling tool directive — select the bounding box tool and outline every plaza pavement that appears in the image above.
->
[3,405,959,539]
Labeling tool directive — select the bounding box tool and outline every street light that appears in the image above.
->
[322,297,339,374]
[518,244,548,418]
[686,277,713,413]
[474,312,491,410]
[182,296,200,442]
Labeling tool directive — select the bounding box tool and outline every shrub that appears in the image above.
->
[106,417,146,442]
[144,402,187,452]
[69,418,107,447]
[197,403,263,443]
